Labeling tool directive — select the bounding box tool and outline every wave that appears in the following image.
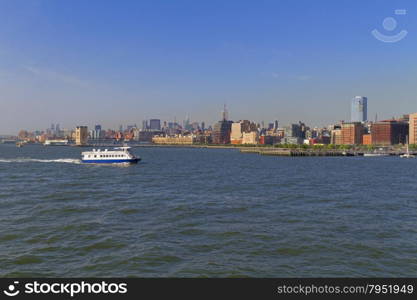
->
[0,158,81,164]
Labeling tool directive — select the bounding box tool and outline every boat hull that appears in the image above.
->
[81,158,140,164]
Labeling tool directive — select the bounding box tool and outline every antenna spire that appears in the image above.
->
[222,104,228,121]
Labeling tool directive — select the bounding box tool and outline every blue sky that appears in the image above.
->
[0,0,416,133]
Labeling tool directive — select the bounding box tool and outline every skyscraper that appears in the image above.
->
[91,125,102,140]
[351,96,368,122]
[149,119,161,130]
[274,120,279,130]
[142,120,148,130]
[75,126,88,145]
[212,120,232,144]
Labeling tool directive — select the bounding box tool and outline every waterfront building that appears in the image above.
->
[281,123,306,144]
[370,120,408,145]
[230,122,243,144]
[351,96,368,122]
[212,120,233,144]
[212,105,233,144]
[409,113,417,145]
[195,133,212,144]
[280,136,304,145]
[259,135,280,145]
[341,122,364,145]
[242,131,259,144]
[75,126,88,145]
[230,120,257,144]
[152,135,194,145]
[362,134,372,145]
[138,130,164,143]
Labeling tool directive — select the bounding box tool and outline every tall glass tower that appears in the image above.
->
[351,96,367,122]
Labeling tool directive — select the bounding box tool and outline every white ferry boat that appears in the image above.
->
[81,147,140,164]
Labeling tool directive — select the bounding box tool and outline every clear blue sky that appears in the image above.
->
[0,0,416,134]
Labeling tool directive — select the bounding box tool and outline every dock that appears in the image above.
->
[239,148,416,157]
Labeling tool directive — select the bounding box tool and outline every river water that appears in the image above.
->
[0,144,416,277]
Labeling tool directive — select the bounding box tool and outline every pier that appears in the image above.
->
[239,147,416,157]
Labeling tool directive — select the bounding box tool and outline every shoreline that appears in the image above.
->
[6,143,414,157]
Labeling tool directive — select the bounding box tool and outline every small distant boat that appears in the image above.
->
[81,146,140,164]
[44,139,69,146]
[16,142,24,147]
[400,139,415,158]
[400,153,415,158]
[363,153,389,157]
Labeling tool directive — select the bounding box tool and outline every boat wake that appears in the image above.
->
[0,158,81,164]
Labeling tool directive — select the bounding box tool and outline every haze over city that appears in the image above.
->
[0,0,416,134]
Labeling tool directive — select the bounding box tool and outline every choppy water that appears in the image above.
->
[1,144,417,277]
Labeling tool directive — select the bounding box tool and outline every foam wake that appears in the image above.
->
[0,158,81,164]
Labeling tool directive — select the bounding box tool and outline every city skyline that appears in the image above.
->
[3,97,417,135]
[1,0,416,134]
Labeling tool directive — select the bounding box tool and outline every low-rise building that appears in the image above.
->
[362,134,372,145]
[341,122,364,145]
[331,128,342,145]
[242,131,259,144]
[370,120,408,145]
[152,135,194,145]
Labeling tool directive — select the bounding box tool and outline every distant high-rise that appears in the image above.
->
[212,120,232,144]
[222,104,229,121]
[409,113,417,145]
[142,120,148,130]
[91,124,102,140]
[75,126,88,145]
[351,96,368,122]
[149,119,161,130]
